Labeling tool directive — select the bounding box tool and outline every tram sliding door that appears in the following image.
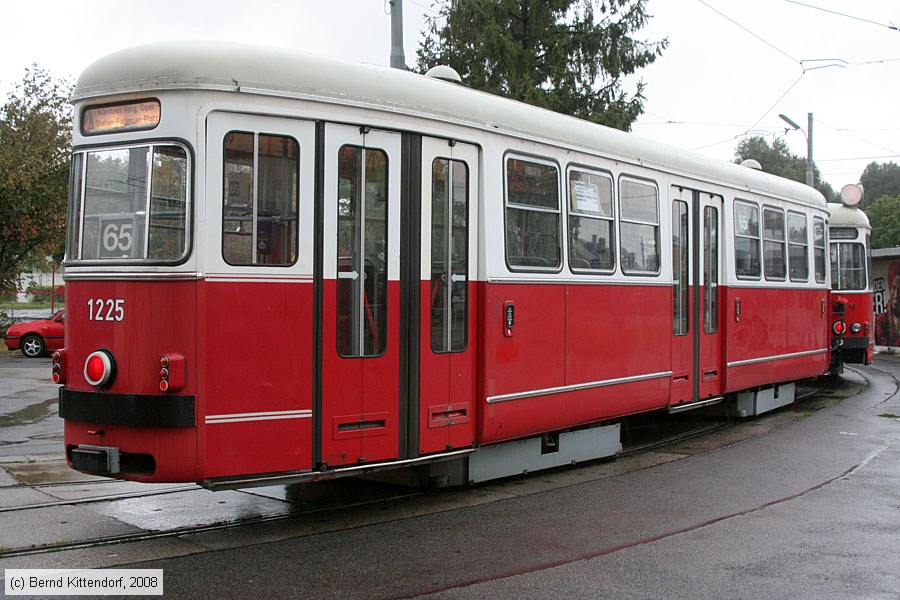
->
[320,124,402,467]
[417,138,479,455]
[204,112,316,478]
[670,187,723,405]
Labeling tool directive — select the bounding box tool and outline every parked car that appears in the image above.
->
[3,309,65,358]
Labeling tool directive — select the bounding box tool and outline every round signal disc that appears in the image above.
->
[84,351,115,388]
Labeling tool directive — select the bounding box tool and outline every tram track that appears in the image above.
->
[0,375,846,560]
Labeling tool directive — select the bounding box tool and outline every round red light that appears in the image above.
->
[159,380,169,392]
[52,373,61,384]
[160,368,169,380]
[160,355,169,368]
[833,321,847,335]
[86,355,105,381]
[84,351,115,388]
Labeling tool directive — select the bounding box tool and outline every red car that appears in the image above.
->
[3,309,65,358]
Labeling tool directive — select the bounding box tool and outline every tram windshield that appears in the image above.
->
[830,242,867,291]
[67,144,190,263]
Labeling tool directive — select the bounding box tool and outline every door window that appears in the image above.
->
[704,205,719,334]
[336,145,389,357]
[673,200,689,336]
[222,132,299,266]
[430,158,469,353]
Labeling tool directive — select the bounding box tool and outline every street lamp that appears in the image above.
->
[779,112,814,187]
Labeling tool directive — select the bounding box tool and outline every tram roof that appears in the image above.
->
[74,41,825,209]
[828,203,871,229]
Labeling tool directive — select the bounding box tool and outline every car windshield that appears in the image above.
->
[68,144,190,263]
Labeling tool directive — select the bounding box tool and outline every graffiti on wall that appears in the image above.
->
[875,261,900,346]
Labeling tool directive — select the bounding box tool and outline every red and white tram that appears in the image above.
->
[828,186,874,369]
[57,42,832,487]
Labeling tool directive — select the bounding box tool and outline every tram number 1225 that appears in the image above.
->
[88,298,125,322]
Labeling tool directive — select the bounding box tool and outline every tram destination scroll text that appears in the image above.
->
[5,569,163,596]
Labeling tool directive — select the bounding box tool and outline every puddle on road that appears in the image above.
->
[0,397,58,427]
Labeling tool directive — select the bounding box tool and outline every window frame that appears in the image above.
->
[762,205,787,281]
[335,144,390,359]
[703,203,719,334]
[813,216,827,284]
[503,152,563,273]
[733,199,761,281]
[618,175,661,276]
[68,140,193,266]
[830,241,868,291]
[672,199,689,336]
[786,211,809,282]
[430,156,470,354]
[221,130,300,268]
[566,165,616,275]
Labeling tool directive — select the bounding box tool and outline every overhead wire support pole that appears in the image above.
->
[390,0,406,70]
[806,112,814,187]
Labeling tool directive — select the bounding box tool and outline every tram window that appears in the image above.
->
[787,212,809,282]
[431,158,469,353]
[734,200,760,279]
[505,157,561,270]
[830,242,867,291]
[222,132,299,266]
[813,217,826,283]
[704,205,719,334]
[75,144,189,262]
[149,146,189,260]
[672,200,689,336]
[763,207,786,280]
[567,169,615,273]
[336,145,389,357]
[619,179,659,274]
[67,153,84,261]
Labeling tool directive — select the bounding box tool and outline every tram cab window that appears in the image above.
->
[505,157,561,270]
[567,169,615,273]
[222,132,299,266]
[619,178,659,274]
[830,241,867,291]
[788,211,809,282]
[70,144,190,262]
[734,200,760,279]
[813,217,826,283]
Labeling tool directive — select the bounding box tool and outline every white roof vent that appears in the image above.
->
[425,65,462,84]
[741,159,762,171]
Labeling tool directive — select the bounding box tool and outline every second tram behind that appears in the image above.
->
[58,42,835,487]
[828,189,874,369]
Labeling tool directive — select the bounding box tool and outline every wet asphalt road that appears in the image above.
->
[0,352,59,458]
[131,358,900,599]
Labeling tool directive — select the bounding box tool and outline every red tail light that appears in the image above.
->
[159,353,185,392]
[51,350,66,384]
[832,321,847,336]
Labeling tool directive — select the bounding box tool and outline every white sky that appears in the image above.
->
[2,0,898,192]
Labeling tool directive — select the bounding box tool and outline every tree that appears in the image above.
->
[733,136,837,202]
[416,0,667,131]
[0,66,72,291]
[865,194,900,249]
[859,161,900,207]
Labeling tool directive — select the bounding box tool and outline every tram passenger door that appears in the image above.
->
[320,124,402,468]
[670,187,723,405]
[416,138,479,455]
